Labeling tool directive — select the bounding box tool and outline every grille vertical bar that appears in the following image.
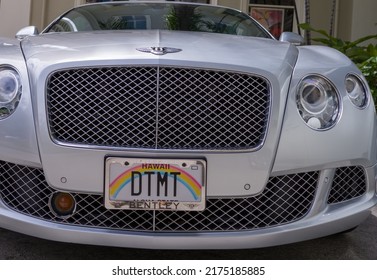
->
[47,67,270,150]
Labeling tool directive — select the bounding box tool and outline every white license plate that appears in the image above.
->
[104,158,206,211]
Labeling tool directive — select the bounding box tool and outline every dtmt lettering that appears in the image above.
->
[131,171,181,197]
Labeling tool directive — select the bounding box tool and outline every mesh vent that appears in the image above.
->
[0,161,318,232]
[155,172,318,231]
[47,67,270,150]
[47,67,158,148]
[327,166,367,204]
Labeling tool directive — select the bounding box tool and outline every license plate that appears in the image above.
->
[104,158,206,211]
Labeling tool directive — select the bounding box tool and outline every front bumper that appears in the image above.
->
[0,161,375,249]
[0,47,376,249]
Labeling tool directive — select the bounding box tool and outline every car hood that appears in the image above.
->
[20,30,298,77]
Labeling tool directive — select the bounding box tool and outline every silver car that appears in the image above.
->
[0,1,376,249]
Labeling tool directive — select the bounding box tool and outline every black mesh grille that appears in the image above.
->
[327,166,367,204]
[47,67,270,150]
[0,161,318,232]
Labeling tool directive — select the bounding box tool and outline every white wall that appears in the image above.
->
[0,0,31,38]
[337,0,376,44]
[217,0,246,10]
[349,0,377,42]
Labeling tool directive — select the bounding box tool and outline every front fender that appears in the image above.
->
[0,38,41,167]
[272,46,377,174]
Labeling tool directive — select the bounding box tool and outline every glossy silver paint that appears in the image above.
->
[21,31,298,197]
[0,2,376,249]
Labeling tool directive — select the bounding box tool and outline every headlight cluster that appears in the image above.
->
[297,75,340,130]
[345,74,368,108]
[0,67,22,119]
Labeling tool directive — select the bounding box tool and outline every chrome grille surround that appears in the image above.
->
[47,67,271,151]
[0,161,319,232]
[327,166,367,204]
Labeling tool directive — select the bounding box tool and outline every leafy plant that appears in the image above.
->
[359,57,377,97]
[299,23,377,106]
[165,6,204,32]
[0,107,9,117]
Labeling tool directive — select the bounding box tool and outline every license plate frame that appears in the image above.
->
[104,157,206,211]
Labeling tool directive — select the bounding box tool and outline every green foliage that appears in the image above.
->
[0,107,9,117]
[165,6,204,31]
[165,7,179,30]
[299,23,377,106]
[359,57,377,96]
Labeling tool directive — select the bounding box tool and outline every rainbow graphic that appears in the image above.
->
[109,164,202,201]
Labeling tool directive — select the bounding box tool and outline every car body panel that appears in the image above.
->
[0,1,375,249]
[273,46,377,174]
[0,39,41,167]
[21,31,298,197]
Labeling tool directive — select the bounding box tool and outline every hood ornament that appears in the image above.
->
[137,46,182,55]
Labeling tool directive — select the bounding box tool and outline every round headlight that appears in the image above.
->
[297,75,340,130]
[0,67,21,119]
[345,74,368,108]
[0,70,19,102]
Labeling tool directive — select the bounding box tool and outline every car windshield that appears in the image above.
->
[44,2,272,38]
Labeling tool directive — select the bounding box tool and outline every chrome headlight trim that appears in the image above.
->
[296,75,341,131]
[345,73,368,109]
[0,66,22,119]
